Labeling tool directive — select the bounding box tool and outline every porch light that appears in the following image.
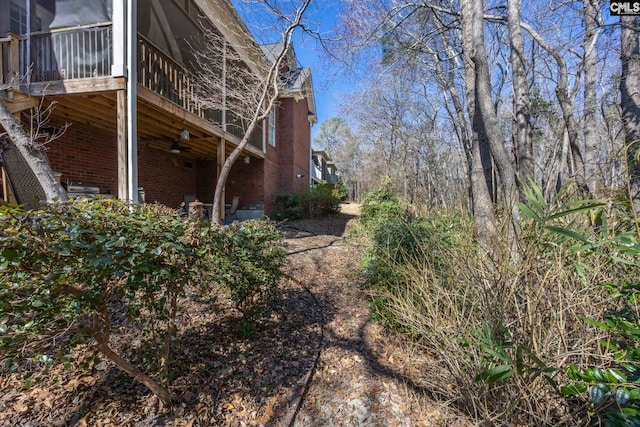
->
[244,156,250,164]
[180,129,190,140]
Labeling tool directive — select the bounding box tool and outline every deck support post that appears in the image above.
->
[117,90,128,199]
[6,33,20,89]
[126,0,138,203]
[217,139,226,222]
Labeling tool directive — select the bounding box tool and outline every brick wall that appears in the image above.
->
[276,97,311,195]
[290,98,311,194]
[138,150,197,208]
[45,121,200,208]
[196,160,217,203]
[46,122,119,196]
[226,158,264,208]
[37,102,309,214]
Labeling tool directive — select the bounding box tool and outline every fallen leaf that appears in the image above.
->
[13,402,29,413]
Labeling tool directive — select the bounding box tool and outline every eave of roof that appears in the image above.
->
[194,0,270,76]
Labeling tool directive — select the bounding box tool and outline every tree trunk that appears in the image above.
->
[583,0,600,196]
[96,340,172,406]
[471,0,519,228]
[621,15,640,199]
[211,118,262,224]
[0,100,68,203]
[460,0,498,248]
[521,22,588,194]
[507,0,533,187]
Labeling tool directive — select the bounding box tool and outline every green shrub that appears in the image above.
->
[362,211,473,331]
[335,182,349,200]
[205,220,286,320]
[359,182,635,425]
[0,199,203,404]
[300,182,342,218]
[274,193,302,220]
[0,200,286,405]
[359,185,403,229]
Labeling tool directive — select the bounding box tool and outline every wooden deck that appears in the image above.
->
[0,25,264,159]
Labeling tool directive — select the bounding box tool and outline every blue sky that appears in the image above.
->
[291,2,344,128]
[233,1,349,136]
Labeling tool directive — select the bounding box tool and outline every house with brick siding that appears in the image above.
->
[0,0,316,218]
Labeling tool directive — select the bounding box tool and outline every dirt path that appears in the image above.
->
[277,204,446,426]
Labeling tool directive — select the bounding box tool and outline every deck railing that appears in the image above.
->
[6,25,264,152]
[312,164,323,182]
[22,24,113,82]
[138,36,262,151]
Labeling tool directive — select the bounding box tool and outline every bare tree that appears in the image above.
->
[620,15,640,201]
[0,96,68,203]
[313,117,363,188]
[520,21,588,194]
[190,0,311,224]
[507,0,533,185]
[582,0,601,195]
[459,0,499,246]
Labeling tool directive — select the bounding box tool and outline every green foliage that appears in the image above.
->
[358,183,403,230]
[335,182,349,201]
[300,183,342,218]
[0,200,286,403]
[362,207,473,332]
[0,199,200,401]
[273,193,302,221]
[471,322,557,388]
[359,180,638,425]
[205,220,286,320]
[274,184,345,220]
[518,181,640,426]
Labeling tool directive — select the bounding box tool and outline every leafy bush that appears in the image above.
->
[523,189,640,426]
[0,200,286,405]
[300,182,342,218]
[204,220,286,320]
[0,199,202,404]
[273,193,301,220]
[335,182,349,200]
[359,184,403,230]
[362,211,474,331]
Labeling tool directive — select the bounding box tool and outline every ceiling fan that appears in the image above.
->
[170,140,192,153]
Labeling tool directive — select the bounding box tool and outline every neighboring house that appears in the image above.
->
[0,0,316,217]
[326,161,338,184]
[311,149,338,184]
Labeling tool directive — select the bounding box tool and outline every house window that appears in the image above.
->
[268,109,276,147]
[10,2,27,34]
[9,2,42,34]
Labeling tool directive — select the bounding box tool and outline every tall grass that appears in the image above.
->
[359,185,639,425]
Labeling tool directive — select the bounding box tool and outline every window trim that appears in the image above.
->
[268,108,276,147]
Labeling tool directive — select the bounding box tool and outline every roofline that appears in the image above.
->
[312,149,331,161]
[280,67,317,123]
[194,0,270,76]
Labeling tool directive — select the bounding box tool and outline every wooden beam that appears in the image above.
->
[137,85,264,157]
[117,90,127,199]
[49,100,116,131]
[1,167,11,203]
[21,77,125,96]
[2,92,38,113]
